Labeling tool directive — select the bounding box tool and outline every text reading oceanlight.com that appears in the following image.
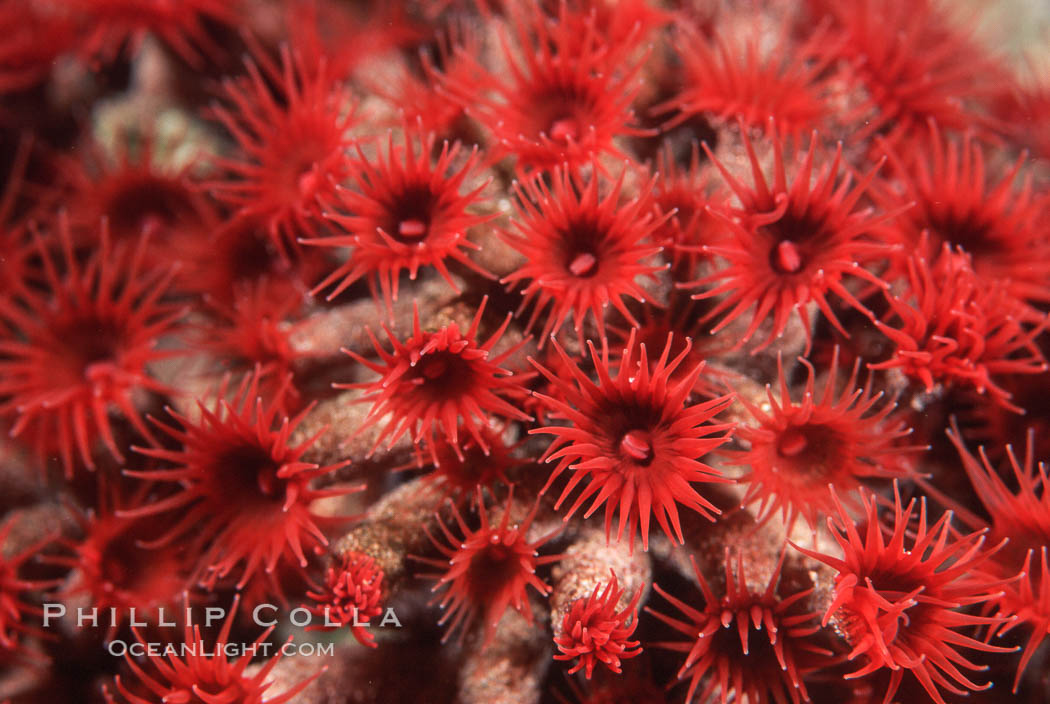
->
[41,603,403,657]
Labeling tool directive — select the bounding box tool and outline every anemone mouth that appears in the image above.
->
[96,530,144,593]
[215,443,286,504]
[529,90,591,145]
[53,315,126,383]
[567,250,599,277]
[222,220,280,283]
[104,176,197,240]
[548,117,581,143]
[761,211,828,275]
[466,542,524,597]
[773,423,843,478]
[560,220,607,279]
[296,163,323,197]
[413,349,477,400]
[605,402,665,468]
[380,183,438,245]
[927,214,998,258]
[618,429,655,466]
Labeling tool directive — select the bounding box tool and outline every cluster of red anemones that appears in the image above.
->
[2,0,1050,702]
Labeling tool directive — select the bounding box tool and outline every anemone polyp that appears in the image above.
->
[342,297,531,462]
[304,129,495,313]
[414,487,562,644]
[531,330,734,552]
[732,348,917,532]
[122,370,362,593]
[0,216,183,475]
[793,484,1016,704]
[647,550,831,704]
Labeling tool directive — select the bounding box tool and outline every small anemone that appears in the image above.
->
[871,246,1048,410]
[208,44,357,258]
[60,130,219,263]
[658,22,836,138]
[793,483,1017,704]
[48,485,188,642]
[342,296,532,463]
[875,121,1050,311]
[122,370,363,593]
[553,569,643,679]
[732,347,918,532]
[438,1,650,172]
[531,330,734,552]
[0,517,60,660]
[501,164,666,349]
[684,122,900,353]
[413,487,562,644]
[0,216,183,475]
[304,128,495,313]
[67,0,233,68]
[304,551,385,648]
[646,549,832,704]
